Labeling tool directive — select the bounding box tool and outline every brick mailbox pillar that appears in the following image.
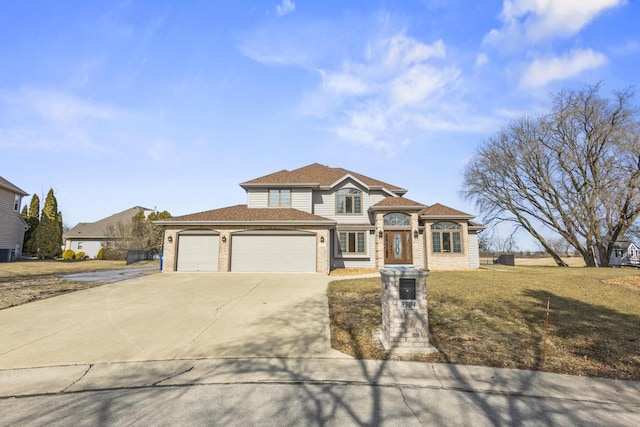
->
[379,267,437,354]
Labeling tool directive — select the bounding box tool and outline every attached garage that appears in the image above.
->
[176,234,219,272]
[231,231,317,272]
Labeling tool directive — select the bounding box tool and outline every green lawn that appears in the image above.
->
[328,266,640,381]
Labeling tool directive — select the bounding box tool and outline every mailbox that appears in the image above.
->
[399,278,416,299]
[398,278,417,309]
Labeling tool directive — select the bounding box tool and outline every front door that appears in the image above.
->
[384,230,412,264]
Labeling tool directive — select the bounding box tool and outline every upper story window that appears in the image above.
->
[336,188,362,214]
[431,222,462,253]
[13,195,21,212]
[269,189,291,207]
[384,213,411,226]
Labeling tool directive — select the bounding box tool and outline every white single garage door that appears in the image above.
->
[231,233,316,272]
[176,234,219,272]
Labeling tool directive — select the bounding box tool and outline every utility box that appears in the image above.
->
[379,267,437,354]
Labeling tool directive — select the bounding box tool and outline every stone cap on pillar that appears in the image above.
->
[380,266,429,278]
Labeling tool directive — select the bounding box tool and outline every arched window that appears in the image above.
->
[336,188,362,214]
[431,222,462,253]
[384,213,411,226]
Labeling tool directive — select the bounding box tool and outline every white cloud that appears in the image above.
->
[383,35,446,68]
[485,0,626,48]
[321,71,370,95]
[276,0,295,17]
[21,89,122,122]
[303,34,491,150]
[0,88,127,153]
[520,49,608,88]
[241,17,498,151]
[475,53,489,68]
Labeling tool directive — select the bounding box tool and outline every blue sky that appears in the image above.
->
[1,1,638,247]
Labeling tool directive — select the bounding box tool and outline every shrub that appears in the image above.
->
[75,251,86,260]
[96,248,105,260]
[102,248,126,260]
[62,249,75,260]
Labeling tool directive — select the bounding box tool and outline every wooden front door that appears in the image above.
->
[384,230,412,264]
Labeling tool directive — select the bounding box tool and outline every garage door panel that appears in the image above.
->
[177,235,219,272]
[231,235,316,272]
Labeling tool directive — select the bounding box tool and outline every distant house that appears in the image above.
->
[64,206,155,258]
[0,177,28,262]
[609,240,640,267]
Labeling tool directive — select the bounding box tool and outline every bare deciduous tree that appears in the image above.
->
[462,84,640,267]
[103,210,171,257]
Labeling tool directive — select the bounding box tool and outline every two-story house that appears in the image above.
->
[157,163,483,273]
[0,177,28,262]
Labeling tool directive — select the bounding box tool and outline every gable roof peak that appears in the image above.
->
[241,163,407,195]
[419,202,473,218]
[0,176,28,196]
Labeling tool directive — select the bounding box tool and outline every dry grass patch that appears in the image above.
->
[0,259,150,279]
[328,266,640,380]
[0,259,160,310]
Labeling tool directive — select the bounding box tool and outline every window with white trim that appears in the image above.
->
[336,188,362,214]
[338,231,366,255]
[269,189,291,207]
[384,213,411,226]
[13,195,21,212]
[431,222,462,253]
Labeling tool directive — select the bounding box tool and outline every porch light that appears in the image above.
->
[167,236,173,243]
[320,236,325,243]
[378,230,383,239]
[414,229,419,238]
[222,235,227,243]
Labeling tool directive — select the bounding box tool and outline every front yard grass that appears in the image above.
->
[328,266,640,381]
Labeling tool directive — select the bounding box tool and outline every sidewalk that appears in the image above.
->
[2,357,639,406]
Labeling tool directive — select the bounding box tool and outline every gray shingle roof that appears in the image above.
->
[419,203,473,218]
[241,163,407,194]
[0,176,28,196]
[65,206,151,239]
[160,204,334,224]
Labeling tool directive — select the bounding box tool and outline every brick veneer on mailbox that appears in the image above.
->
[379,267,438,354]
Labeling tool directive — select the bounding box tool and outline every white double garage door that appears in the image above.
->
[176,232,317,273]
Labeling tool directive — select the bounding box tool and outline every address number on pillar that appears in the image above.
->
[398,300,417,309]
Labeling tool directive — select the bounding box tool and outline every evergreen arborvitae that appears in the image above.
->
[23,194,40,255]
[33,189,62,259]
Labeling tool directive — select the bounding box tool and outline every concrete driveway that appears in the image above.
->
[0,273,348,370]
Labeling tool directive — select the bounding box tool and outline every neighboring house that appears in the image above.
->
[64,206,155,258]
[609,240,640,267]
[157,163,483,273]
[0,177,28,262]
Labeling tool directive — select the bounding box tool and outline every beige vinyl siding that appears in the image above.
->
[291,188,312,212]
[0,188,27,254]
[247,189,269,208]
[247,188,312,212]
[312,181,387,224]
[468,231,480,268]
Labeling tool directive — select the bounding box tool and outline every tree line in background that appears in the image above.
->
[463,83,640,268]
[21,189,63,259]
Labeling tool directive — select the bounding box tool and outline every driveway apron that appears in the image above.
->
[0,273,349,370]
